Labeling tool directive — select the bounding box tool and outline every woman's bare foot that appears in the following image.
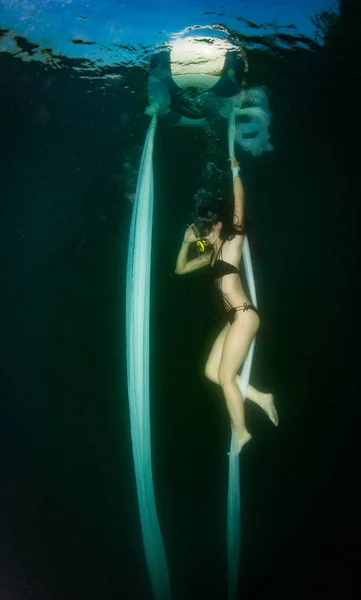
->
[238,383,279,427]
[259,393,279,426]
[237,430,252,453]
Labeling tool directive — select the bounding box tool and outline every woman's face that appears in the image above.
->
[204,223,222,245]
[194,220,222,243]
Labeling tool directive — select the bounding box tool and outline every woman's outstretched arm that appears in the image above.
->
[230,156,245,227]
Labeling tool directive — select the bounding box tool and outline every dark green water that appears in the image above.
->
[1,2,360,598]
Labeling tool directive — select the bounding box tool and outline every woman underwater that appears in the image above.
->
[175,156,278,453]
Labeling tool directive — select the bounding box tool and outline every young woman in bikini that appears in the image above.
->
[175,156,278,453]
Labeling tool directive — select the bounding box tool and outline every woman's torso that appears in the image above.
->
[210,238,251,309]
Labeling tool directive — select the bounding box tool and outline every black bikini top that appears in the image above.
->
[208,259,240,279]
[208,226,244,280]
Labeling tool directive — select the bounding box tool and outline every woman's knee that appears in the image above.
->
[218,367,237,389]
[204,363,218,384]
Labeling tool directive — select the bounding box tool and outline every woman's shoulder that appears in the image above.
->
[222,236,243,264]
[227,228,245,248]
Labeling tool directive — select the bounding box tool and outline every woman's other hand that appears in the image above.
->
[183,224,199,244]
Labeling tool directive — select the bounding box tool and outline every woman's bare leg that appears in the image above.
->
[221,380,252,453]
[204,322,278,427]
[217,313,261,453]
[206,373,278,426]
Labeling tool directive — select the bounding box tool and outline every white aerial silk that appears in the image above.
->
[126,113,171,600]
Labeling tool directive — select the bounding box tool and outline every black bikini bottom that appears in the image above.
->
[226,303,259,325]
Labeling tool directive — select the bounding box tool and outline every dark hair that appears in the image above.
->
[191,191,245,241]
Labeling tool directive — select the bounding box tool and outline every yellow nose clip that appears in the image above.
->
[196,239,209,253]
